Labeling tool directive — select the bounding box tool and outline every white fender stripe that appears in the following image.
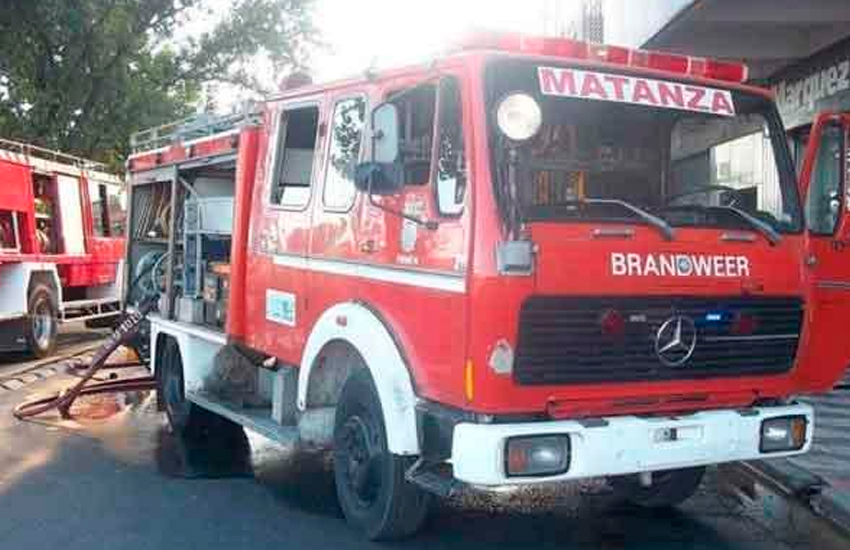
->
[299,302,420,455]
[0,263,62,317]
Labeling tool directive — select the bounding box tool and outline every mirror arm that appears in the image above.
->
[366,178,439,231]
[506,146,523,240]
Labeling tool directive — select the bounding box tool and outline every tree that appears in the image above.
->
[0,0,317,168]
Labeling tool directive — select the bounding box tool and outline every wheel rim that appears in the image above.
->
[339,414,383,508]
[31,301,54,350]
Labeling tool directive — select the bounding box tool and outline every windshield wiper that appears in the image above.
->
[584,198,676,241]
[713,205,781,246]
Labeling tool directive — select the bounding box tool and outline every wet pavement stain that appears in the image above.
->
[155,424,254,479]
[67,394,123,420]
[253,447,342,518]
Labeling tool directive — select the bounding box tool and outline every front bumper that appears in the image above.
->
[451,404,813,486]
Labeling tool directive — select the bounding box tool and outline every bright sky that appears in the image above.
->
[183,0,596,110]
[310,0,578,82]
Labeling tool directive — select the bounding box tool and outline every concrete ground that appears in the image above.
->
[0,354,843,549]
[0,321,108,379]
[751,368,850,536]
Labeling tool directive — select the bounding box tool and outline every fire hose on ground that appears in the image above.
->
[13,298,157,420]
[13,253,164,421]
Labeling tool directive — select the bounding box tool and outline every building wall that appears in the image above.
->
[603,0,693,47]
[770,35,850,129]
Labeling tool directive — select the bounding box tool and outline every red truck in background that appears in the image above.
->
[124,33,850,540]
[0,139,125,357]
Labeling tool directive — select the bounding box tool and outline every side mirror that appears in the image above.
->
[353,162,403,195]
[372,103,400,164]
[435,151,467,215]
[353,102,403,196]
[353,94,439,231]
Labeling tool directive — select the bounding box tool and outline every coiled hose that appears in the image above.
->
[13,256,164,420]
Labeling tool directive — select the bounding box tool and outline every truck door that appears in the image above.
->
[799,112,850,390]
[56,174,86,255]
[243,100,324,364]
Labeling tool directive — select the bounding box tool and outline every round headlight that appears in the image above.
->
[496,93,543,142]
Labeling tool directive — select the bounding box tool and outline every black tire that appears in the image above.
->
[333,368,431,540]
[158,338,242,441]
[25,283,58,358]
[610,466,706,508]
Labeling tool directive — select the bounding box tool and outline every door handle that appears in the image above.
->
[805,254,818,268]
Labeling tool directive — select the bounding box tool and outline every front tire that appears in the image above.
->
[333,368,431,540]
[610,466,706,508]
[26,283,58,358]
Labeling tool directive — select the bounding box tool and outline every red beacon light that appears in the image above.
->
[731,312,759,336]
[457,31,749,83]
[600,309,626,337]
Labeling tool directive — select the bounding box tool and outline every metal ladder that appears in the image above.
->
[130,105,260,154]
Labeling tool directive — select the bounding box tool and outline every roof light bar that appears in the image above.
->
[458,31,749,83]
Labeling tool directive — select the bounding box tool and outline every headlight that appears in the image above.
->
[505,435,570,477]
[760,416,807,453]
[496,93,543,142]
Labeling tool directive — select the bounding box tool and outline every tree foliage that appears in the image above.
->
[0,0,316,167]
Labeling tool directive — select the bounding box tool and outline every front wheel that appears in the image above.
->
[333,368,431,540]
[26,283,58,358]
[610,466,706,508]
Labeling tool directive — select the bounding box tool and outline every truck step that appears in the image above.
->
[187,391,299,447]
[405,459,464,498]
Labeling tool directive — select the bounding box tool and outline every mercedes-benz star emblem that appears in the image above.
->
[655,315,697,367]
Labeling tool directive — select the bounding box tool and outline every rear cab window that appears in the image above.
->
[270,104,321,209]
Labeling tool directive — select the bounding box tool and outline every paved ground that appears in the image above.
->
[0,362,837,550]
[790,369,850,491]
[0,321,108,379]
[753,368,850,533]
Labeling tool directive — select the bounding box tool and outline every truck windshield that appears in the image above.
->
[486,60,802,234]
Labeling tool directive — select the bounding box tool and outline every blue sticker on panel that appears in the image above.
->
[266,289,296,327]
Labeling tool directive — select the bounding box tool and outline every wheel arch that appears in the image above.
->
[28,268,61,300]
[149,320,223,394]
[0,263,62,319]
[299,301,420,455]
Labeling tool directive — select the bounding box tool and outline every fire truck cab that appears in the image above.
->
[0,139,125,357]
[126,33,850,539]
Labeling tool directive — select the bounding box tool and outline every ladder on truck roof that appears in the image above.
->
[0,137,122,185]
[130,105,260,155]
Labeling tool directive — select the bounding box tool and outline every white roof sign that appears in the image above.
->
[538,66,736,117]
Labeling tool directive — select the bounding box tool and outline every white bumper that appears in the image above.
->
[451,404,813,486]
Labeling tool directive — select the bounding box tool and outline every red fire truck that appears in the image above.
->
[125,33,850,539]
[0,139,125,357]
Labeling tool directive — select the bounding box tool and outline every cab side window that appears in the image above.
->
[89,182,108,237]
[806,124,845,235]
[107,185,127,237]
[323,97,366,211]
[0,210,19,250]
[271,105,320,208]
[88,183,126,237]
[435,77,466,215]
